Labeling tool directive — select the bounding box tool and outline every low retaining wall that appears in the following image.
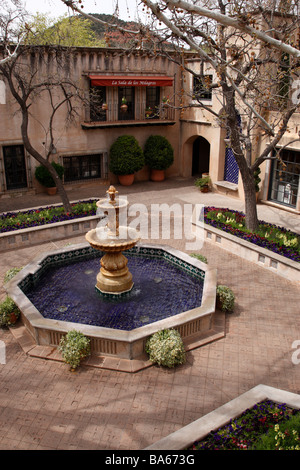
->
[0,215,101,252]
[191,210,299,283]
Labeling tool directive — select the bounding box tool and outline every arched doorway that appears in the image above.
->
[192,136,210,176]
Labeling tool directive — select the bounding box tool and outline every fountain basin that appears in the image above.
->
[6,243,220,366]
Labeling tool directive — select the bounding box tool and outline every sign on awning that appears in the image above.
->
[89,75,173,87]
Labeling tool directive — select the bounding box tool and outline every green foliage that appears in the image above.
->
[35,162,64,188]
[216,285,235,312]
[254,167,261,192]
[109,135,144,175]
[25,13,105,47]
[4,267,24,284]
[205,208,300,255]
[145,329,186,368]
[59,330,91,370]
[0,200,97,232]
[144,135,174,171]
[0,297,20,327]
[194,176,211,189]
[190,253,208,264]
[253,413,300,450]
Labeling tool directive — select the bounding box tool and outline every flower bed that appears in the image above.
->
[190,399,300,450]
[0,200,98,233]
[204,207,300,263]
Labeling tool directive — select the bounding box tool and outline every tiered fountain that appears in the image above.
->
[85,185,140,295]
[5,186,220,372]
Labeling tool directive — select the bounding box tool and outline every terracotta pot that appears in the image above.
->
[200,186,209,193]
[47,187,57,195]
[9,312,18,325]
[120,104,128,113]
[150,169,165,182]
[118,174,134,186]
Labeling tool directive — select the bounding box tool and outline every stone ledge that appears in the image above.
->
[145,384,300,450]
[215,181,238,191]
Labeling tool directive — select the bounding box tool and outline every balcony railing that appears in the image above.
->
[82,101,176,129]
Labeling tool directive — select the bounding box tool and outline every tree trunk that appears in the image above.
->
[224,88,259,233]
[20,106,72,213]
[242,170,259,232]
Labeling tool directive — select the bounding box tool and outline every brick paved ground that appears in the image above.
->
[0,179,299,450]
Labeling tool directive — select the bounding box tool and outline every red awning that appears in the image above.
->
[89,75,173,87]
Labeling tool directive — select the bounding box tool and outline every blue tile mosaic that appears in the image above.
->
[224,146,239,184]
[23,254,204,331]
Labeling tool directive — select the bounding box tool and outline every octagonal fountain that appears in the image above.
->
[5,187,222,372]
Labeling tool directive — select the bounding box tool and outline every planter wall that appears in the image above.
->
[0,214,101,253]
[145,385,300,450]
[191,209,299,283]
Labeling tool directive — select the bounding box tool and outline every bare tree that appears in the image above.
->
[64,0,300,230]
[0,0,28,65]
[0,7,86,212]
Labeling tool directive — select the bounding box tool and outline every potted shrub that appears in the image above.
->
[120,96,128,112]
[216,285,235,312]
[59,330,91,371]
[35,161,64,195]
[0,296,21,327]
[109,135,144,185]
[194,175,211,193]
[145,328,186,368]
[145,106,153,118]
[144,135,174,181]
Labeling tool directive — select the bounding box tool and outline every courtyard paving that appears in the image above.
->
[0,178,299,450]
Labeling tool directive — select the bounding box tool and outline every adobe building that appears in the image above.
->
[0,44,299,213]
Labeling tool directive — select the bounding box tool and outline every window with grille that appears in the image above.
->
[3,145,27,190]
[269,149,299,207]
[118,86,135,120]
[90,86,107,122]
[63,154,103,182]
[146,86,160,117]
[193,75,213,100]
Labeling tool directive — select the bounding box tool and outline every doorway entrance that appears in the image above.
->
[3,145,27,190]
[192,136,210,176]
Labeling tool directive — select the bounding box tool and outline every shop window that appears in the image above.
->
[269,149,299,207]
[63,154,103,182]
[193,75,213,101]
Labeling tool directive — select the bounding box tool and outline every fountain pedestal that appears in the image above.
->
[85,186,140,295]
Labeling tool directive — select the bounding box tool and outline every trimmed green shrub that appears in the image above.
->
[216,285,235,312]
[145,328,186,368]
[35,161,64,187]
[59,330,91,370]
[144,135,174,170]
[109,135,144,175]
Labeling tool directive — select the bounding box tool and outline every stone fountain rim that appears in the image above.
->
[5,242,217,345]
